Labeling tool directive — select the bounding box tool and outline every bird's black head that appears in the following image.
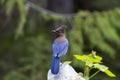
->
[52,25,67,36]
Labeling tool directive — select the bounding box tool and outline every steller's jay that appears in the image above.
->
[51,25,69,74]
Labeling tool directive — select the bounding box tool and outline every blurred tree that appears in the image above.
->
[48,0,74,13]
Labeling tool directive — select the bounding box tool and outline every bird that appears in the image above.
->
[51,25,69,74]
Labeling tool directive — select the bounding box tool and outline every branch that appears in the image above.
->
[26,1,76,19]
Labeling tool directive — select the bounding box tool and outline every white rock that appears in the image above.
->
[47,63,85,80]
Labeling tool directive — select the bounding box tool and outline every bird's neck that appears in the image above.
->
[54,34,66,43]
[56,34,65,38]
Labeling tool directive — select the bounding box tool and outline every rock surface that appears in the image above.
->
[47,63,85,80]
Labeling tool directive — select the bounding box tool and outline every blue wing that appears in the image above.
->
[52,43,59,57]
[52,40,68,57]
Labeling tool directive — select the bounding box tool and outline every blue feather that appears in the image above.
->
[52,40,68,57]
[51,57,60,74]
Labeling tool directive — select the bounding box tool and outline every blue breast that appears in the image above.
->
[52,39,69,57]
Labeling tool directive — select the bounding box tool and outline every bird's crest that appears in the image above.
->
[52,25,67,32]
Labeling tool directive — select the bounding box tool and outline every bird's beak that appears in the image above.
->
[51,30,57,33]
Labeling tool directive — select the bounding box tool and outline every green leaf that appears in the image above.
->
[93,63,116,77]
[88,54,102,63]
[74,53,102,67]
[86,61,93,67]
[74,55,86,61]
[93,63,108,72]
[64,61,72,64]
[104,69,116,77]
[74,54,95,67]
[74,52,116,78]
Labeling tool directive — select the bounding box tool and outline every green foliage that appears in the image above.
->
[4,70,29,80]
[5,0,15,15]
[104,69,116,77]
[0,35,51,80]
[15,0,27,39]
[0,0,5,4]
[70,9,120,59]
[69,9,120,71]
[74,51,116,80]
[74,51,102,67]
[91,0,120,10]
[2,0,27,39]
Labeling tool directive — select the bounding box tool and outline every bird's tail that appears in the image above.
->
[51,57,60,74]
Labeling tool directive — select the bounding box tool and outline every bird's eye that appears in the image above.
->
[56,31,60,33]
